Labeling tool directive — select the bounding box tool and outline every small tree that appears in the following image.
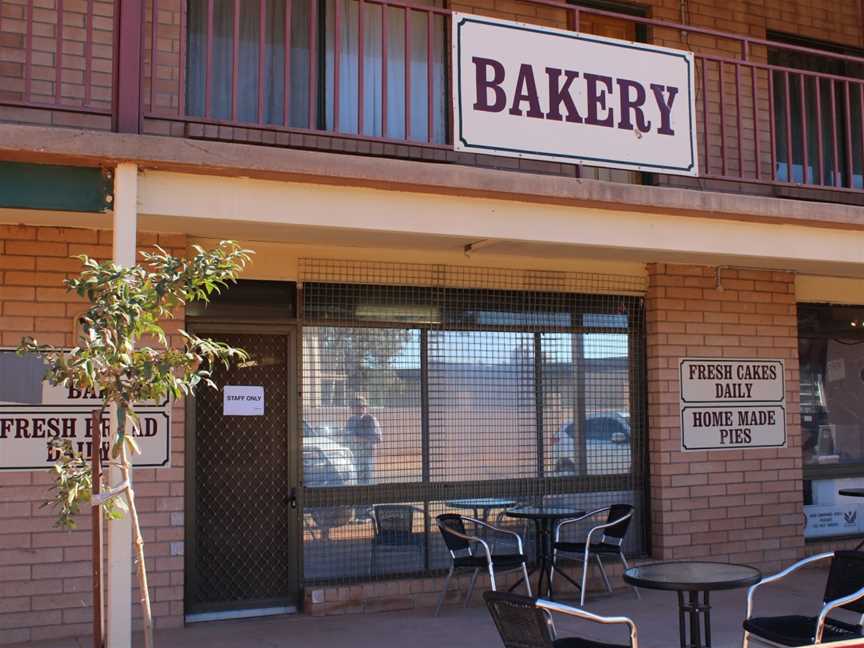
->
[18,241,252,648]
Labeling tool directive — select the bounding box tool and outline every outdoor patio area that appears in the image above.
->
[12,565,831,648]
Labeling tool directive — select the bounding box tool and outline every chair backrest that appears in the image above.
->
[437,513,471,553]
[824,551,864,613]
[602,504,634,542]
[483,592,556,648]
[373,505,415,546]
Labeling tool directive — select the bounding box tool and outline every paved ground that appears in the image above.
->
[13,567,831,648]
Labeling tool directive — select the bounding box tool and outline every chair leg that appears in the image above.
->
[465,568,479,607]
[435,565,454,617]
[521,563,532,597]
[488,562,497,591]
[580,548,590,607]
[620,553,640,599]
[742,630,751,648]
[595,554,613,593]
[549,548,557,588]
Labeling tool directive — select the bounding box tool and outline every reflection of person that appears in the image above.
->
[347,395,381,485]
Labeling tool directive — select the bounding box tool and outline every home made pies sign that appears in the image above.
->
[680,358,786,451]
[452,13,697,175]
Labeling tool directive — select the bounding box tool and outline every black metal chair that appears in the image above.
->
[435,513,532,616]
[743,551,864,647]
[370,504,423,576]
[551,504,639,606]
[483,591,639,648]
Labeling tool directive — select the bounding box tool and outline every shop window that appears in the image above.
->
[300,275,647,583]
[185,0,447,142]
[799,303,864,539]
[769,35,864,188]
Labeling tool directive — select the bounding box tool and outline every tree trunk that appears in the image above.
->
[119,443,155,648]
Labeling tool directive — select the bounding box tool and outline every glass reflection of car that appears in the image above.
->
[551,413,631,476]
[303,422,357,532]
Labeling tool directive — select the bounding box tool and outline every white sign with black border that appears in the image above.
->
[452,13,698,175]
[679,358,786,451]
[0,348,172,471]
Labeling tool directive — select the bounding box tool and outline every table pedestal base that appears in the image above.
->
[676,590,712,648]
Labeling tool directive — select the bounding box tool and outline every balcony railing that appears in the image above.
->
[2,0,864,196]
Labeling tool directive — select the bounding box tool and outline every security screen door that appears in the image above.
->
[186,331,300,616]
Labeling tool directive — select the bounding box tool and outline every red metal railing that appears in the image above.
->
[138,0,864,192]
[2,0,864,195]
[142,0,450,149]
[0,0,112,117]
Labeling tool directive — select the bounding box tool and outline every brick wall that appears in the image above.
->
[645,263,804,573]
[0,224,186,644]
[0,0,114,130]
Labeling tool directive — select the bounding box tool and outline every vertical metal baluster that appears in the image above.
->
[205,0,214,118]
[382,1,388,137]
[719,61,726,176]
[859,83,864,189]
[55,0,64,104]
[404,7,411,141]
[735,62,742,178]
[831,79,839,187]
[701,58,709,174]
[284,0,292,127]
[358,0,365,134]
[333,0,341,131]
[751,65,760,180]
[85,0,93,107]
[845,80,853,188]
[799,74,808,184]
[815,76,824,185]
[426,10,433,143]
[768,67,776,182]
[232,0,239,121]
[309,0,318,129]
[24,0,33,103]
[179,0,187,116]
[150,0,158,112]
[258,0,266,124]
[784,70,792,183]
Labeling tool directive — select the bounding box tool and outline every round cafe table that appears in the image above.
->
[624,562,761,648]
[445,498,517,524]
[505,505,586,598]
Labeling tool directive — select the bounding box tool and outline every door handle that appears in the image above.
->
[288,487,298,509]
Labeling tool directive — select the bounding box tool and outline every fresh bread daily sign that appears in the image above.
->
[452,13,697,175]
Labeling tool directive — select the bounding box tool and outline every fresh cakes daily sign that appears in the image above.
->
[680,358,786,451]
[452,13,697,175]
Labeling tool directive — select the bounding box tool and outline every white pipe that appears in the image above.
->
[106,162,138,648]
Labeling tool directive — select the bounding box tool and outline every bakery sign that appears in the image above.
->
[452,13,697,175]
[680,358,786,451]
[0,349,171,471]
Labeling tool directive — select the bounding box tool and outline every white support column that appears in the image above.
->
[106,162,138,648]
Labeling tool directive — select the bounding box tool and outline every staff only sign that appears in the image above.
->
[680,358,786,451]
[452,13,697,174]
[0,350,171,471]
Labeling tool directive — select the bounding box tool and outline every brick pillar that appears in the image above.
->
[646,263,804,572]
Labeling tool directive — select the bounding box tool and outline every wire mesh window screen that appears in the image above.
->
[299,259,647,586]
[429,331,538,481]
